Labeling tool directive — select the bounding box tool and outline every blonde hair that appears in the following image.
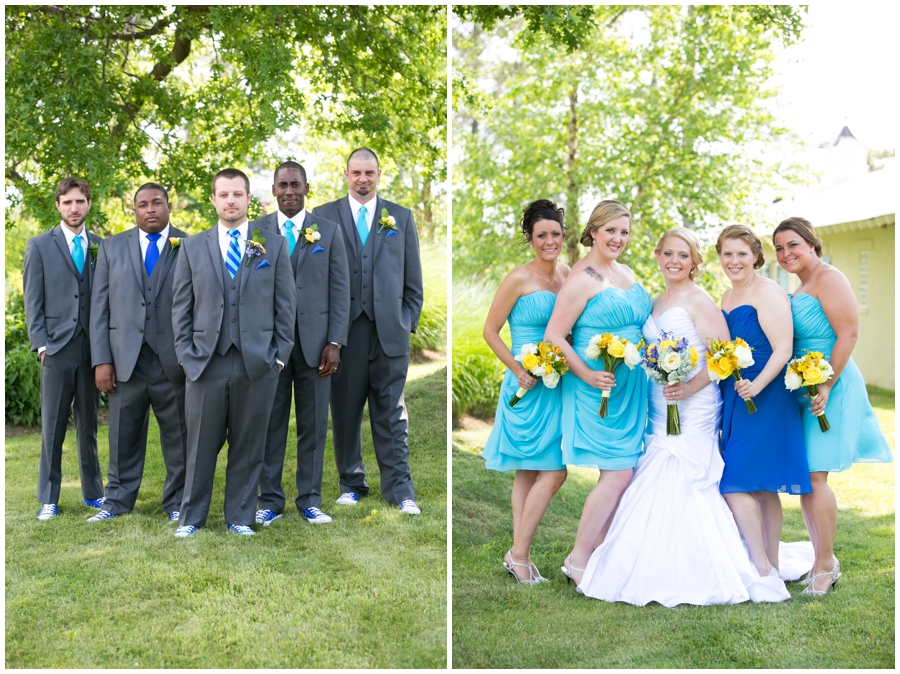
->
[716,224,764,269]
[655,227,704,280]
[580,200,631,247]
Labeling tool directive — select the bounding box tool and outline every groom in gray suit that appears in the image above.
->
[250,161,350,526]
[171,168,296,537]
[312,148,424,514]
[89,183,188,522]
[23,177,105,520]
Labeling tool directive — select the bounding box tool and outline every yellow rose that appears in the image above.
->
[522,354,540,370]
[544,364,553,374]
[660,340,676,351]
[803,364,828,386]
[689,347,699,367]
[599,333,613,349]
[607,339,625,359]
[710,355,734,379]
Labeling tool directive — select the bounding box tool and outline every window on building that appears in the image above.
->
[859,251,870,310]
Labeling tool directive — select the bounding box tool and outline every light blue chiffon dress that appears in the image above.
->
[791,293,893,472]
[483,291,565,472]
[561,284,652,470]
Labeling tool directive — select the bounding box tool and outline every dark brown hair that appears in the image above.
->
[212,168,250,194]
[55,177,91,202]
[773,216,823,257]
[521,199,565,241]
[716,224,765,269]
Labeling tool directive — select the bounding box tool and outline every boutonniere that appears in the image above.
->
[87,241,100,268]
[166,236,183,257]
[299,222,322,248]
[244,228,267,266]
[377,208,397,234]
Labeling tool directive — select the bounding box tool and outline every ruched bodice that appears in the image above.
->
[719,303,810,494]
[483,291,564,472]
[789,293,892,472]
[562,284,652,470]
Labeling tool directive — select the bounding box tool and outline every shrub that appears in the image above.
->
[451,278,507,420]
[410,240,447,355]
[6,291,41,426]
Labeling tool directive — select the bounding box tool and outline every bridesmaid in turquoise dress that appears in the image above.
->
[774,217,892,595]
[716,225,811,579]
[482,199,570,584]
[544,199,651,589]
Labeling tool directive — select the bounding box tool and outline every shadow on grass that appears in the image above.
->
[452,448,895,669]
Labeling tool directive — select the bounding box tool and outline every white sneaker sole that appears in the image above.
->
[305,515,333,524]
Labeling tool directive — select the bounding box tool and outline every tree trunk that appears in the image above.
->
[565,85,580,265]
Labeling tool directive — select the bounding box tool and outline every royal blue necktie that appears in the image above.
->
[72,235,85,273]
[226,230,241,279]
[284,220,297,256]
[145,233,161,276]
[356,206,369,246]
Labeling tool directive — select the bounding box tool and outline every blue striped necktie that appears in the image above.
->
[225,230,241,279]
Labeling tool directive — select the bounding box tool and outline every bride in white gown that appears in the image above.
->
[576,228,790,606]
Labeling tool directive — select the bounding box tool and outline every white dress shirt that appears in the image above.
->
[277,209,306,239]
[348,194,376,234]
[139,224,171,263]
[217,220,249,264]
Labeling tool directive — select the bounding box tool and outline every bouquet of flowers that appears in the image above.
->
[706,337,757,413]
[785,351,834,432]
[585,333,642,417]
[509,341,569,407]
[640,331,700,435]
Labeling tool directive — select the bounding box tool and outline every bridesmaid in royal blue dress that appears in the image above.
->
[716,225,811,578]
[544,200,651,589]
[774,217,892,595]
[483,199,570,584]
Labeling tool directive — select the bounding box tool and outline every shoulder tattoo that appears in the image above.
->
[583,266,604,282]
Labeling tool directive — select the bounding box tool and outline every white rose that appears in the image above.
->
[661,351,682,372]
[585,343,601,360]
[515,343,536,361]
[313,230,321,241]
[734,345,754,369]
[623,341,642,369]
[819,359,834,379]
[530,365,544,378]
[542,371,560,389]
[784,369,803,391]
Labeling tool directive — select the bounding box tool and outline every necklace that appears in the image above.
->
[798,257,822,289]
[731,273,756,299]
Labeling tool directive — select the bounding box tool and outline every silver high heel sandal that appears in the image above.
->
[503,549,540,585]
[802,560,842,596]
[799,556,839,586]
[560,554,586,594]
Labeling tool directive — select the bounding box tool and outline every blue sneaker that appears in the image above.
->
[399,499,421,515]
[254,509,282,527]
[168,511,180,522]
[227,523,255,536]
[335,492,360,506]
[301,507,333,524]
[83,497,106,509]
[38,504,59,521]
[87,510,117,522]
[174,525,198,538]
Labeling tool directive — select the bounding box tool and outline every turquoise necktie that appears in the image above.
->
[72,235,85,273]
[284,220,297,256]
[356,206,369,246]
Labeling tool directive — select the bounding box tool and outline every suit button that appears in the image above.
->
[232,302,236,306]
[146,316,150,321]
[80,293,84,297]
[364,254,368,258]
[220,304,224,308]
[74,295,78,298]
[141,302,145,307]
[353,270,357,274]
[231,319,236,323]
[80,278,84,282]
[139,329,143,333]
[73,318,77,322]
[362,300,367,305]
[147,286,151,291]
[363,285,367,289]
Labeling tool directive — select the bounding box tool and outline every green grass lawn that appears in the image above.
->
[6,360,447,668]
[452,387,894,668]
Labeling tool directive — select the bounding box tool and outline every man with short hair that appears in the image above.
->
[171,168,296,537]
[312,148,424,514]
[23,177,105,520]
[250,161,350,526]
[88,183,188,523]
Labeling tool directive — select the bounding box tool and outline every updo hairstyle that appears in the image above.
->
[579,199,631,247]
[656,226,704,280]
[772,216,823,257]
[521,199,565,242]
[715,224,765,269]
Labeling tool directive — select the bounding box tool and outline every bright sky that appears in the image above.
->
[772,3,898,150]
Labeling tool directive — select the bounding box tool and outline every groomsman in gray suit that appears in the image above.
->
[171,168,296,537]
[88,183,188,523]
[250,161,350,526]
[312,148,424,514]
[23,177,106,520]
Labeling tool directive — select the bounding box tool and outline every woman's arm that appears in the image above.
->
[483,269,535,389]
[676,290,732,397]
[745,281,794,395]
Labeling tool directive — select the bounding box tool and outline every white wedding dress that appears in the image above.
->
[578,307,791,606]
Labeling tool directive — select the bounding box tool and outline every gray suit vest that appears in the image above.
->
[215,258,243,355]
[140,259,159,354]
[75,266,90,338]
[350,223,376,323]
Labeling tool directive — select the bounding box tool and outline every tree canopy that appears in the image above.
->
[452,5,808,295]
[5,5,446,234]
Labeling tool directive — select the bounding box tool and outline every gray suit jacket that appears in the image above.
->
[90,225,189,383]
[23,224,103,355]
[171,225,297,382]
[249,212,350,368]
[312,195,423,357]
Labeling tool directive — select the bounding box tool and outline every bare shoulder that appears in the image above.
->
[617,262,636,283]
[816,265,852,293]
[756,276,788,301]
[686,285,721,316]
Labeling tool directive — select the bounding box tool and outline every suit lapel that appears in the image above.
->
[205,228,226,296]
[239,226,256,294]
[127,228,144,290]
[150,226,184,301]
[372,196,386,266]
[52,225,80,277]
[338,196,358,266]
[295,212,315,274]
